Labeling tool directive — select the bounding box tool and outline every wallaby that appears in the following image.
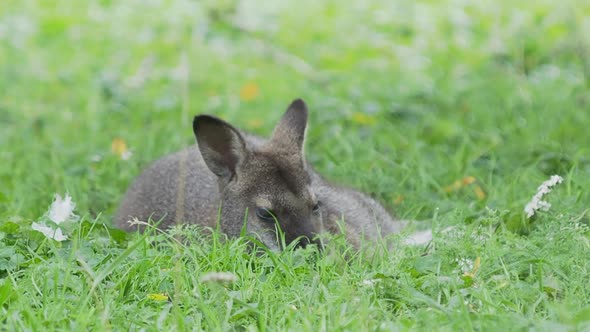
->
[115,99,404,250]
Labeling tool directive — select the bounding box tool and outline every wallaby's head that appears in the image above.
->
[193,99,321,250]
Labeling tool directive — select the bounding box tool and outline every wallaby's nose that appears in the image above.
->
[292,233,322,250]
[296,236,311,249]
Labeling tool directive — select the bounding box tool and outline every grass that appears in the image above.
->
[1,0,590,330]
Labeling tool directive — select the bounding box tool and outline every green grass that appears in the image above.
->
[2,0,590,330]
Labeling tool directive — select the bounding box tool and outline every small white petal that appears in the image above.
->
[538,201,551,211]
[51,228,68,241]
[524,204,535,218]
[32,222,68,241]
[48,193,77,224]
[361,279,381,286]
[456,258,474,273]
[523,175,563,218]
[199,272,237,283]
[121,150,133,161]
[32,222,51,235]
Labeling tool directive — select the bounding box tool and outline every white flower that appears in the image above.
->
[456,258,474,273]
[524,175,564,218]
[90,154,102,162]
[48,193,77,224]
[361,279,381,286]
[31,222,68,241]
[32,193,79,241]
[121,150,133,161]
[199,272,238,284]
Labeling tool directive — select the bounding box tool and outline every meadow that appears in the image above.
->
[1,0,590,330]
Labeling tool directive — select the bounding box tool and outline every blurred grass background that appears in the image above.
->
[2,0,589,222]
[2,0,589,223]
[1,0,590,329]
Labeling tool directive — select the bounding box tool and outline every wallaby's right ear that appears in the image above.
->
[270,98,308,154]
[193,115,247,179]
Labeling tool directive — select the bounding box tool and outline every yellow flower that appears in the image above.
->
[239,82,259,101]
[473,185,487,200]
[147,293,169,301]
[111,138,132,160]
[462,176,476,185]
[351,112,376,125]
[247,119,264,130]
[443,176,486,200]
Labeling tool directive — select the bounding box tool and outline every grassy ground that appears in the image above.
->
[1,0,590,330]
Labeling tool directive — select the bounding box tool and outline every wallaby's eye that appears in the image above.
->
[312,201,321,214]
[256,207,275,222]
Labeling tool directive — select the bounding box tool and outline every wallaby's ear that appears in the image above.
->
[193,115,247,178]
[270,99,308,153]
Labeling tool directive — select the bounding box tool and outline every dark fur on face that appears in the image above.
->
[194,99,321,250]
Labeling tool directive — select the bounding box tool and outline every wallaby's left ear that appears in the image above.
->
[270,98,308,153]
[193,115,247,180]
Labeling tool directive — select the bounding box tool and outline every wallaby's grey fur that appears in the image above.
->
[115,99,404,250]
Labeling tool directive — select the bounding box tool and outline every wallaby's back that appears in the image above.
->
[115,146,218,231]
